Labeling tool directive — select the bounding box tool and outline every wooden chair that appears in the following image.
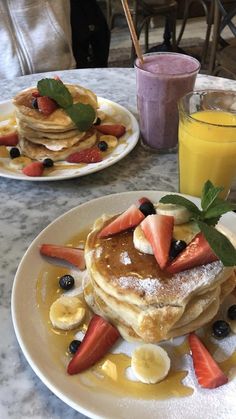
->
[106,1,178,62]
[208,0,236,79]
[176,0,214,66]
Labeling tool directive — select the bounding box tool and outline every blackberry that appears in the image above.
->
[139,201,156,217]
[10,147,20,159]
[212,320,230,339]
[227,305,236,320]
[43,158,54,168]
[169,240,187,259]
[59,274,75,290]
[97,141,108,152]
[69,339,81,354]
[32,97,39,109]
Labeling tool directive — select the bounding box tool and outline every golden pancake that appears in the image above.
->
[19,131,97,161]
[17,119,81,139]
[13,84,98,132]
[84,214,235,342]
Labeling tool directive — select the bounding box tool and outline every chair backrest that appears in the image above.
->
[208,0,236,74]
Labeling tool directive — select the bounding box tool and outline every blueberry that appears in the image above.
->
[139,201,156,217]
[32,97,38,109]
[69,339,81,354]
[97,141,108,152]
[212,320,230,339]
[10,147,20,159]
[227,304,236,320]
[169,240,187,259]
[43,158,54,168]
[94,117,101,126]
[59,274,75,290]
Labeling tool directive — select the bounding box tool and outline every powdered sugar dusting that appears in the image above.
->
[117,261,224,303]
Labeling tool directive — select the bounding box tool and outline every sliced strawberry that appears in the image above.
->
[98,204,145,238]
[32,90,40,98]
[53,75,61,81]
[96,124,126,138]
[66,147,102,163]
[67,315,120,374]
[37,96,58,115]
[22,161,44,177]
[40,244,85,270]
[0,132,18,146]
[166,232,218,274]
[141,214,174,269]
[188,333,228,389]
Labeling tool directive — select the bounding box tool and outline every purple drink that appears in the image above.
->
[135,53,200,152]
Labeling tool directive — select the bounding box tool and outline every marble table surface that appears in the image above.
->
[0,68,236,419]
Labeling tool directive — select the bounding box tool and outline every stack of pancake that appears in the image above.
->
[84,214,236,343]
[12,84,98,161]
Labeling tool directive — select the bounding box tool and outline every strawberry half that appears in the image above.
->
[22,161,44,177]
[67,315,120,374]
[166,232,218,274]
[96,124,126,138]
[0,132,18,146]
[188,333,228,389]
[37,96,58,115]
[98,204,145,238]
[66,147,102,164]
[141,214,174,269]
[40,244,85,270]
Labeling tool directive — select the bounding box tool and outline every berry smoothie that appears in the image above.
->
[135,53,200,152]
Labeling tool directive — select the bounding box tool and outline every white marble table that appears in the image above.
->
[0,68,236,419]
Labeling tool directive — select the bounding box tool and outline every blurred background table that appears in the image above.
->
[0,68,236,419]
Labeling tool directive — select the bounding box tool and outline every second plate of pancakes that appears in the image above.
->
[0,97,139,181]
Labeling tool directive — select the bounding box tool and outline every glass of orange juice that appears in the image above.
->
[178,90,236,198]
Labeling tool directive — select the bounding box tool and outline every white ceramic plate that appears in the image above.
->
[0,98,139,181]
[11,191,236,419]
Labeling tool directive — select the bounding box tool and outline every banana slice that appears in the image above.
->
[100,135,118,149]
[131,344,171,384]
[155,203,190,225]
[49,296,85,330]
[133,225,154,255]
[9,156,32,169]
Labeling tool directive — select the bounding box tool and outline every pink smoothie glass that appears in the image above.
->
[135,52,200,152]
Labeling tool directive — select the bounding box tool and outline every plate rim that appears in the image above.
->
[11,190,236,418]
[0,97,139,181]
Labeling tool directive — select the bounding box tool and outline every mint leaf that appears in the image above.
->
[66,103,96,131]
[198,221,236,266]
[159,194,201,216]
[204,201,236,220]
[37,78,73,108]
[203,216,221,226]
[201,180,224,211]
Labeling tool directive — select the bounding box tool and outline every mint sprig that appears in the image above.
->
[37,78,96,131]
[159,180,236,266]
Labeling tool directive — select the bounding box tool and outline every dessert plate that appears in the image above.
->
[11,191,236,419]
[0,97,139,181]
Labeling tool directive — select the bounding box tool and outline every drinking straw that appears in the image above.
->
[121,0,144,64]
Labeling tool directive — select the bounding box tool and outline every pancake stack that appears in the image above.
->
[12,84,98,161]
[84,214,236,343]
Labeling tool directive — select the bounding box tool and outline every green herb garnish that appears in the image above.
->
[159,180,236,266]
[37,78,96,131]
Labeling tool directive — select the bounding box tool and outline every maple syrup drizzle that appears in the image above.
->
[36,229,236,400]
